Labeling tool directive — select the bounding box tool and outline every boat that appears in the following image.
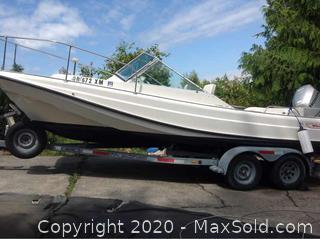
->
[0,36,320,158]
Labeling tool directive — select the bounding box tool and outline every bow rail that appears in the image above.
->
[0,35,203,93]
[0,35,126,82]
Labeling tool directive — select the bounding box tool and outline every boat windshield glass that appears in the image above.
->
[116,53,155,80]
[137,60,202,91]
[118,53,202,91]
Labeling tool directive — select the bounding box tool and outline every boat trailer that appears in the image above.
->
[0,106,319,190]
[47,143,314,175]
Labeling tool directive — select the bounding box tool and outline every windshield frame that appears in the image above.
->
[116,52,203,91]
[115,52,156,81]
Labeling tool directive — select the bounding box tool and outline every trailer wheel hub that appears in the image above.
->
[16,131,36,149]
[234,161,256,182]
[279,161,300,184]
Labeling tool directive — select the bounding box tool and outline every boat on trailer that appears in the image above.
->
[0,36,320,155]
[0,35,319,190]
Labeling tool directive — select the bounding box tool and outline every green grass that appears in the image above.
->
[44,132,148,156]
[40,149,70,156]
[42,133,81,156]
[65,173,80,198]
[107,147,147,154]
[47,132,80,145]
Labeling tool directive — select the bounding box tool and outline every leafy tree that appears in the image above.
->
[196,74,267,107]
[79,63,95,77]
[142,62,171,86]
[240,0,320,106]
[213,75,268,107]
[100,41,170,85]
[200,79,212,88]
[79,63,113,79]
[96,66,113,79]
[106,41,169,74]
[183,70,202,88]
[58,67,68,74]
[11,63,24,72]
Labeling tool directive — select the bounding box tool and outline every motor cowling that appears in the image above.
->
[292,85,320,117]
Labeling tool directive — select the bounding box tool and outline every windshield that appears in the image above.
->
[117,53,202,91]
[116,53,155,80]
[138,61,202,91]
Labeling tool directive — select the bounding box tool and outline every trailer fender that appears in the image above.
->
[212,146,309,175]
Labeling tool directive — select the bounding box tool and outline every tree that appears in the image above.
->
[11,63,24,72]
[183,70,202,87]
[239,0,320,106]
[98,41,170,85]
[142,62,171,86]
[58,67,68,74]
[79,62,95,77]
[213,75,266,107]
[96,66,113,79]
[105,41,169,74]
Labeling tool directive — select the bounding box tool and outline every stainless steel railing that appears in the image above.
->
[0,35,125,82]
[0,37,67,62]
[0,35,202,94]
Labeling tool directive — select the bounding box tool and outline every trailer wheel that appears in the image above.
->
[226,155,262,190]
[5,122,47,159]
[271,155,306,189]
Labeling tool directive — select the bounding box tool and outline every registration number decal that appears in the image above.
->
[72,76,104,86]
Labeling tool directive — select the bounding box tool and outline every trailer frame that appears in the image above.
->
[47,143,314,176]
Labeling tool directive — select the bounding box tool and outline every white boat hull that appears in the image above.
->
[1,72,320,151]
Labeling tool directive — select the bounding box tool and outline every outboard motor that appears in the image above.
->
[292,84,319,154]
[292,84,320,117]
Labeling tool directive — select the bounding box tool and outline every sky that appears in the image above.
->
[0,0,266,80]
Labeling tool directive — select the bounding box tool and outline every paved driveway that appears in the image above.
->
[0,153,320,237]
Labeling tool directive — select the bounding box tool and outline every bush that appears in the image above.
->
[206,75,272,108]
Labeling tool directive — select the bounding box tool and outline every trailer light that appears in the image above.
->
[157,157,175,163]
[258,150,275,155]
[93,150,110,156]
[192,160,200,164]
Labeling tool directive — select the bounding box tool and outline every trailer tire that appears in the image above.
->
[226,154,262,190]
[271,155,306,190]
[5,122,47,159]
